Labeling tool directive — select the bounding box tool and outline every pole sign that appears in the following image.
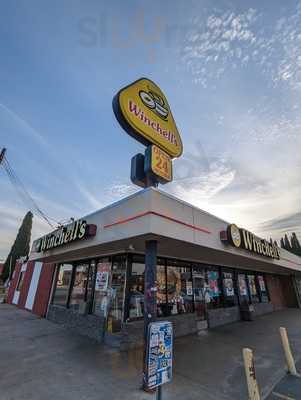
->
[145,321,173,389]
[113,78,183,188]
[113,78,183,158]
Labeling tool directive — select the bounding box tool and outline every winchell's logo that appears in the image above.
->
[221,223,280,260]
[228,224,241,248]
[139,89,169,120]
[113,77,183,158]
[34,219,97,253]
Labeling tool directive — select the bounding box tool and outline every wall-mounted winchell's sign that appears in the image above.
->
[33,219,97,253]
[145,145,172,183]
[113,78,183,158]
[220,224,280,260]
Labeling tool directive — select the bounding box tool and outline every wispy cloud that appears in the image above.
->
[257,211,301,239]
[181,8,258,86]
[181,3,301,90]
[0,102,47,145]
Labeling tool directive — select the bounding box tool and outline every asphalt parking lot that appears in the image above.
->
[1,304,301,400]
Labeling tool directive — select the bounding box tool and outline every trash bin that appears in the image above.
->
[240,303,255,321]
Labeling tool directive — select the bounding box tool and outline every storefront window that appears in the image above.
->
[108,256,126,332]
[129,262,144,320]
[238,273,249,303]
[69,263,90,311]
[166,266,193,314]
[205,270,222,309]
[16,271,26,291]
[93,259,111,316]
[52,264,73,306]
[157,265,167,317]
[257,275,269,302]
[192,268,206,320]
[222,271,237,307]
[247,274,259,303]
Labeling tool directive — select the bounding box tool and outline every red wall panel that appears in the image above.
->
[17,261,35,309]
[32,263,56,317]
[6,261,22,304]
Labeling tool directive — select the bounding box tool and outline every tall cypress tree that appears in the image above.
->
[284,234,291,251]
[291,233,301,257]
[1,211,33,281]
[280,237,285,249]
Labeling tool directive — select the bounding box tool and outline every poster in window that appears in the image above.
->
[95,271,109,291]
[248,275,257,295]
[238,275,247,296]
[95,262,111,291]
[208,271,220,298]
[203,283,211,303]
[224,278,234,297]
[258,276,266,292]
[186,281,193,296]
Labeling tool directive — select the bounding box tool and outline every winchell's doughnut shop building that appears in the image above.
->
[7,78,301,349]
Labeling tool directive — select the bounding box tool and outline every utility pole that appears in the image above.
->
[143,239,158,389]
[0,148,6,165]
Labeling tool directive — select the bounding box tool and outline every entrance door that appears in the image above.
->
[13,263,27,305]
[193,271,206,320]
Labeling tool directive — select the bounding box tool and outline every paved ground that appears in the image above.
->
[1,305,301,400]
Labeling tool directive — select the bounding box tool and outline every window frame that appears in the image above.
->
[16,271,26,291]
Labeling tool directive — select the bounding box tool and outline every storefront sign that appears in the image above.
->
[144,145,172,183]
[145,321,173,389]
[221,224,280,260]
[113,78,183,158]
[34,219,97,253]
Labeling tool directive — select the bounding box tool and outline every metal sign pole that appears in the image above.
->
[143,240,158,389]
[156,385,162,400]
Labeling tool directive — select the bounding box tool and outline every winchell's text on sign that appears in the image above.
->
[221,224,280,260]
[34,219,97,253]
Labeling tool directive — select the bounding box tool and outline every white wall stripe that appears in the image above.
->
[25,262,42,310]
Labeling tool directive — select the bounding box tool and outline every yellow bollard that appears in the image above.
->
[243,348,261,400]
[279,327,297,376]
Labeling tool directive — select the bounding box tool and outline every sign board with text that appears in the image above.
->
[113,78,183,159]
[145,145,172,184]
[145,321,173,389]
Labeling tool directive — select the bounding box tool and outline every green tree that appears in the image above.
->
[280,237,285,249]
[1,211,33,281]
[291,232,301,257]
[284,234,292,251]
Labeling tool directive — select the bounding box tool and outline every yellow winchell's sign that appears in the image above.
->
[113,78,183,158]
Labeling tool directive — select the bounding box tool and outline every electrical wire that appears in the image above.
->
[2,155,57,228]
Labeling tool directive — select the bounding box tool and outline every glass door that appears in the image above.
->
[192,268,206,320]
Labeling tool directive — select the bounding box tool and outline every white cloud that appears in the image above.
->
[180,4,301,91]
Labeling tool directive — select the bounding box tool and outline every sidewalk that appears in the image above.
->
[1,304,301,400]
[266,360,301,400]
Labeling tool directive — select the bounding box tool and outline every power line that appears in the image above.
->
[1,150,58,228]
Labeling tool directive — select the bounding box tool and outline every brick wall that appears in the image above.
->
[266,274,298,309]
[207,306,241,328]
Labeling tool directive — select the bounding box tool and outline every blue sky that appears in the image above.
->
[1,0,301,259]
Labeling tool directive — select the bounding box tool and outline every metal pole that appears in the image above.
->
[156,385,162,400]
[143,239,157,389]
